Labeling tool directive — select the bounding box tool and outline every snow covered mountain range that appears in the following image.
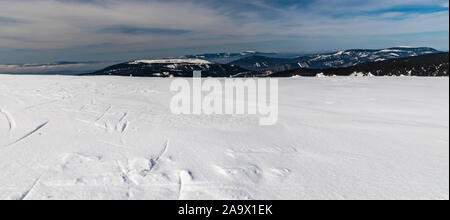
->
[228,47,440,72]
[270,52,449,77]
[90,47,446,77]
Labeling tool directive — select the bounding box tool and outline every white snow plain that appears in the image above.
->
[0,75,448,200]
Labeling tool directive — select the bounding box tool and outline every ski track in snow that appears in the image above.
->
[0,108,16,134]
[95,106,112,122]
[6,121,49,147]
[178,170,194,200]
[24,100,58,110]
[154,140,170,167]
[139,140,170,177]
[115,112,129,133]
[117,112,128,125]
[120,121,129,134]
[16,176,41,200]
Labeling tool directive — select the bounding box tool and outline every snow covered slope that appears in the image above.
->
[129,59,213,65]
[0,75,448,200]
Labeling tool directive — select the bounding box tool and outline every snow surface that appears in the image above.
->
[379,49,403,53]
[0,75,448,200]
[129,59,212,65]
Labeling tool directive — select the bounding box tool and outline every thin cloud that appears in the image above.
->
[0,16,25,24]
[0,0,448,63]
[101,26,190,35]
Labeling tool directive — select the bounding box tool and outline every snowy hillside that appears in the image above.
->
[0,75,448,200]
[91,58,255,77]
[129,59,213,65]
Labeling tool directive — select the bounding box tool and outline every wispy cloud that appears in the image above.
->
[101,26,190,35]
[0,0,448,63]
[0,16,25,24]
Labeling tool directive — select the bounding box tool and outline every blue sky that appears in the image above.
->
[0,0,448,63]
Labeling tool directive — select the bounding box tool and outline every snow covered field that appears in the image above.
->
[0,75,448,200]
